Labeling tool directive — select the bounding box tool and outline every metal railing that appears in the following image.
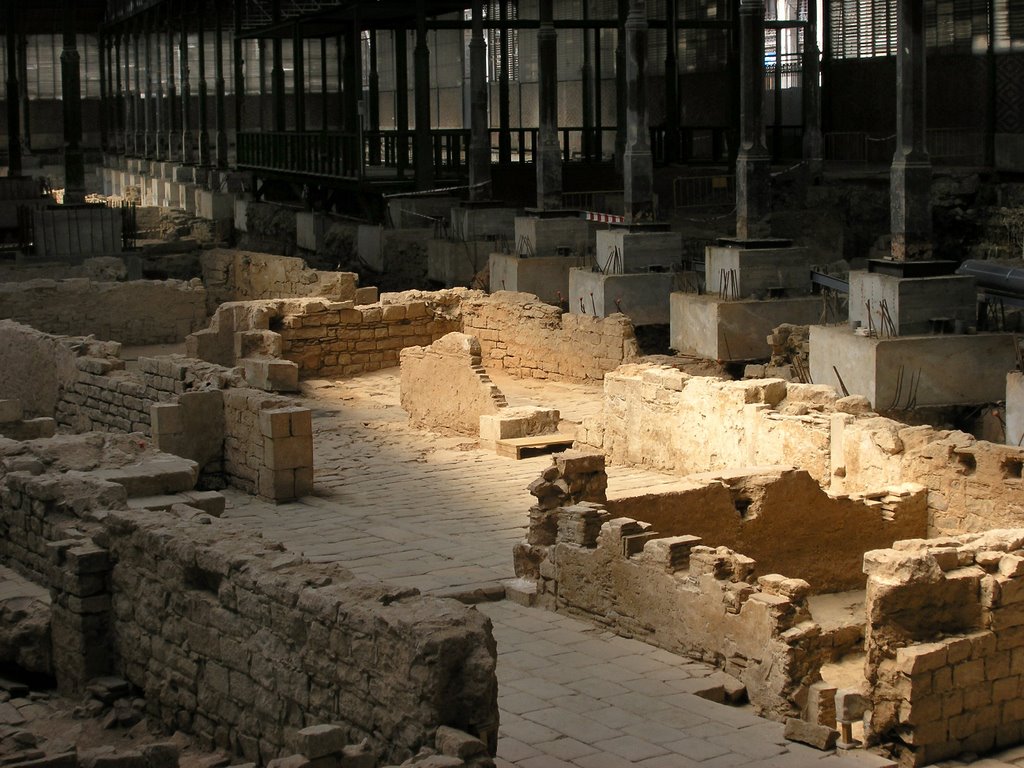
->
[824,128,986,165]
[673,174,735,210]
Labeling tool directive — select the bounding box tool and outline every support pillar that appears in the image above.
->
[167,4,178,162]
[123,29,133,154]
[614,0,627,172]
[100,34,111,152]
[115,32,125,153]
[342,25,360,131]
[271,0,285,131]
[890,0,932,261]
[153,18,164,160]
[623,0,654,222]
[61,0,86,204]
[535,0,562,210]
[5,4,22,177]
[498,0,511,164]
[368,31,381,165]
[233,0,244,140]
[414,0,434,190]
[144,19,154,157]
[664,0,679,164]
[292,23,305,133]
[18,33,31,155]
[802,0,823,179]
[180,6,192,164]
[581,1,594,161]
[197,0,210,170]
[394,28,409,178]
[320,37,329,132]
[133,23,143,156]
[735,0,771,240]
[468,0,491,200]
[216,2,228,167]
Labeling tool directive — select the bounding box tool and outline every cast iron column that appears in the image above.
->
[197,0,210,170]
[735,0,771,240]
[144,19,154,157]
[18,33,31,155]
[272,0,285,131]
[180,5,193,164]
[664,0,679,164]
[61,1,86,204]
[469,0,491,199]
[368,31,381,164]
[535,0,562,210]
[395,28,409,178]
[133,23,143,156]
[498,0,511,164]
[154,18,164,160]
[582,0,594,161]
[167,5,178,161]
[116,32,125,153]
[614,0,627,172]
[233,0,244,142]
[99,31,109,152]
[802,0,823,179]
[292,23,305,133]
[5,4,22,177]
[414,0,434,189]
[623,0,654,222]
[124,29,133,154]
[320,38,329,131]
[890,0,932,261]
[215,2,228,168]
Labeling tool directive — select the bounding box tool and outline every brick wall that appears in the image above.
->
[0,469,498,764]
[0,278,208,345]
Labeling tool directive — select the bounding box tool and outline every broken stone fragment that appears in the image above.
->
[295,724,348,760]
[783,717,839,750]
[435,726,487,760]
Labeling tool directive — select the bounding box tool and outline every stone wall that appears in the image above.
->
[0,465,498,764]
[864,531,1024,765]
[199,249,375,314]
[583,363,1024,536]
[604,466,928,594]
[400,333,508,435]
[0,320,80,418]
[461,291,639,383]
[0,278,208,345]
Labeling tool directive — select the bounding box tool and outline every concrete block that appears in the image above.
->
[570,269,675,326]
[197,190,235,222]
[296,212,325,252]
[706,244,815,298]
[849,271,976,336]
[428,239,492,287]
[450,204,517,241]
[357,225,383,272]
[810,326,1018,408]
[595,229,682,273]
[1008,371,1024,447]
[671,292,823,361]
[234,198,249,232]
[489,252,585,306]
[514,214,597,257]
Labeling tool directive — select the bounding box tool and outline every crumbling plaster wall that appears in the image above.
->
[0,466,498,764]
[864,531,1024,766]
[0,278,208,345]
[583,363,1024,536]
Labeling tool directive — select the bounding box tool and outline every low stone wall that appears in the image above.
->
[0,278,208,344]
[462,291,639,382]
[864,531,1024,765]
[0,320,80,418]
[604,466,928,594]
[0,465,498,764]
[583,363,1024,536]
[200,249,375,314]
[400,333,507,435]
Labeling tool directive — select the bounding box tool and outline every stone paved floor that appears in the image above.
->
[220,369,900,768]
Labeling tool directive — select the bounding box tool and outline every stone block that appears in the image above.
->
[435,726,487,759]
[0,399,22,423]
[243,358,299,393]
[295,725,347,759]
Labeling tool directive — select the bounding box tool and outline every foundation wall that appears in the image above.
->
[461,291,639,382]
[583,363,1024,536]
[0,279,208,345]
[864,531,1024,766]
[0,471,498,764]
[0,320,81,418]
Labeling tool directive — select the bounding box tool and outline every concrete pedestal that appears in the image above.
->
[197,190,235,222]
[571,269,675,326]
[165,181,182,209]
[181,184,199,215]
[428,240,493,286]
[173,165,196,184]
[514,213,597,257]
[296,212,325,251]
[595,228,682,272]
[671,292,822,361]
[706,243,814,297]
[451,203,517,242]
[1007,371,1024,446]
[234,199,249,232]
[810,325,1017,408]
[489,252,585,305]
[849,269,976,335]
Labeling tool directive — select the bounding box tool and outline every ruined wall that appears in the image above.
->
[584,363,1024,536]
[0,468,498,764]
[0,320,80,418]
[461,291,639,383]
[604,467,927,593]
[864,531,1024,766]
[400,333,507,435]
[0,279,208,345]
[199,249,372,314]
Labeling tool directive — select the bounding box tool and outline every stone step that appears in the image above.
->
[494,434,574,460]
